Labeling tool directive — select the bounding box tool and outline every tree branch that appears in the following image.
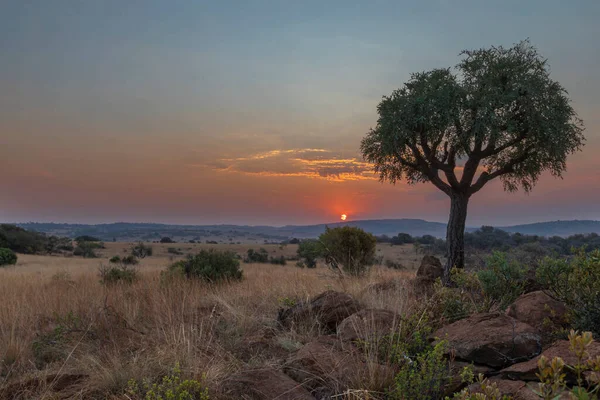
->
[469,147,534,194]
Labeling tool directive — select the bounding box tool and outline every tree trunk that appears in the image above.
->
[443,191,470,285]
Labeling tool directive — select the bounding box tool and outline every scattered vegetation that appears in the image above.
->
[319,226,377,276]
[0,224,72,254]
[166,249,243,282]
[244,248,269,263]
[126,363,209,400]
[296,239,323,268]
[0,248,17,266]
[99,263,139,285]
[131,242,153,258]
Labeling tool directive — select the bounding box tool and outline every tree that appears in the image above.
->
[297,239,324,268]
[361,40,584,283]
[319,226,376,276]
[131,242,153,258]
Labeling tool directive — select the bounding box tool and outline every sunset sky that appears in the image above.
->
[1,0,599,226]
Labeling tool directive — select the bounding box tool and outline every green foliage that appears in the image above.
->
[167,249,242,282]
[109,255,122,263]
[361,40,584,194]
[131,242,153,258]
[99,264,139,285]
[73,241,99,258]
[385,259,405,269]
[32,311,82,368]
[447,374,512,400]
[477,251,527,311]
[244,248,269,263]
[75,235,101,242]
[269,255,286,265]
[296,239,323,268]
[160,237,175,243]
[389,340,451,400]
[126,363,209,400]
[537,249,600,335]
[0,224,70,254]
[0,248,17,266]
[319,226,376,276]
[531,330,600,400]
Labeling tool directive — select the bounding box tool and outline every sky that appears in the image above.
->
[1,0,599,226]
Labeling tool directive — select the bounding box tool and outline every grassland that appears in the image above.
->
[0,242,419,398]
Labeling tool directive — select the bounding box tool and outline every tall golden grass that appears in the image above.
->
[0,248,416,399]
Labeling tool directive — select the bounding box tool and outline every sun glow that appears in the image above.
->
[340,214,347,221]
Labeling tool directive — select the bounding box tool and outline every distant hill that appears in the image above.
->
[9,219,600,242]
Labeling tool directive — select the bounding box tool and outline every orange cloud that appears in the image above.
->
[194,148,377,182]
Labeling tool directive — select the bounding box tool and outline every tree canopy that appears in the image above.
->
[361,40,584,197]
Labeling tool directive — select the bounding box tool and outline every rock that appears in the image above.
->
[222,368,315,400]
[278,291,361,333]
[416,255,444,281]
[466,378,546,400]
[501,340,600,381]
[284,336,393,396]
[433,313,542,368]
[337,309,400,342]
[506,291,568,332]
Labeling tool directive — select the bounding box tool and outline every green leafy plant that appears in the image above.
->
[244,248,269,263]
[448,373,511,400]
[296,239,323,268]
[126,363,209,400]
[319,226,376,276]
[131,242,153,258]
[537,249,600,335]
[167,249,242,282]
[99,263,139,285]
[0,248,17,266]
[477,251,527,311]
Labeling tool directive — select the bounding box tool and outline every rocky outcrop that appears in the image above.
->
[433,313,542,368]
[337,309,400,342]
[501,339,600,381]
[221,368,315,400]
[284,336,393,397]
[416,255,444,281]
[277,291,361,333]
[506,291,568,332]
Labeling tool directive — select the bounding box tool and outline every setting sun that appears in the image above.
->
[340,214,347,221]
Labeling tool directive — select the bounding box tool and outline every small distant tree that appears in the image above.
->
[167,249,243,282]
[361,40,585,284]
[131,242,153,258]
[297,239,324,268]
[0,248,17,266]
[319,226,377,276]
[160,237,175,244]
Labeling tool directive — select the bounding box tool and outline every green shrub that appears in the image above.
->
[269,255,286,265]
[109,255,122,263]
[245,248,269,263]
[160,236,175,243]
[319,226,376,276]
[297,239,323,268]
[73,241,98,258]
[75,235,101,242]
[168,249,242,282]
[389,340,451,400]
[126,363,209,400]
[131,242,153,258]
[99,264,138,285]
[0,248,17,266]
[385,259,405,269]
[537,249,600,335]
[121,255,139,265]
[477,251,528,311]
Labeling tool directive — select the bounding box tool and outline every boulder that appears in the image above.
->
[501,339,600,381]
[433,313,542,368]
[466,378,548,400]
[416,255,444,281]
[337,309,400,342]
[506,291,568,332]
[278,291,361,333]
[284,336,393,396]
[221,368,315,400]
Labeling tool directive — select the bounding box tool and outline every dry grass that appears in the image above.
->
[0,244,418,399]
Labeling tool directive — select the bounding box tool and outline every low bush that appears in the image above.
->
[99,264,139,285]
[160,236,175,243]
[319,226,376,276]
[476,251,527,311]
[168,247,183,255]
[0,248,17,266]
[73,242,98,258]
[537,249,600,335]
[245,248,269,263]
[109,255,122,263]
[297,239,323,268]
[126,363,209,400]
[131,242,153,258]
[167,249,242,282]
[385,259,405,269]
[269,255,286,265]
